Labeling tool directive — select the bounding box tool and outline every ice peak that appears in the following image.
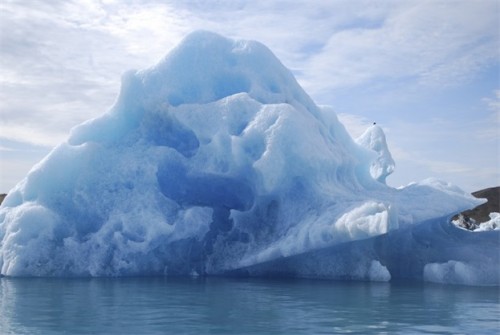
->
[138,30,316,110]
[356,124,395,184]
[69,31,321,146]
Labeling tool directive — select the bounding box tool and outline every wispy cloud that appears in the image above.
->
[482,89,500,118]
[300,0,499,96]
[337,113,376,139]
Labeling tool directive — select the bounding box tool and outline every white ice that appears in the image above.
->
[475,213,500,231]
[356,124,395,184]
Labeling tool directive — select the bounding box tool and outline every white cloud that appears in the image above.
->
[0,124,67,148]
[483,89,500,117]
[300,0,499,96]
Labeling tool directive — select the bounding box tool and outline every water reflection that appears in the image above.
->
[1,277,499,334]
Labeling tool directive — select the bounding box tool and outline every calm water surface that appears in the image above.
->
[0,277,498,334]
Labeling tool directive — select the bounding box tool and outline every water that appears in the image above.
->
[1,277,498,334]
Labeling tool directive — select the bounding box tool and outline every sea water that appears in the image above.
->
[1,277,498,334]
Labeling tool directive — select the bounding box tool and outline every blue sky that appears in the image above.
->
[0,0,498,193]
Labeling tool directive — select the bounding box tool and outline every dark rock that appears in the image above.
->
[452,186,499,229]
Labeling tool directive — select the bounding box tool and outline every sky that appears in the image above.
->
[0,0,498,193]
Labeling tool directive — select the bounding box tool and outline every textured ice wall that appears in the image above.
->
[0,31,488,282]
[231,216,499,286]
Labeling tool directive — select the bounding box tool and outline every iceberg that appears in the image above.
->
[0,31,498,285]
